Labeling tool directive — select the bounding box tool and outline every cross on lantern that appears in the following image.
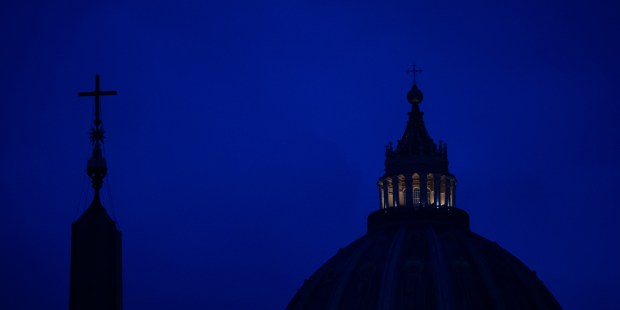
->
[406,64,423,84]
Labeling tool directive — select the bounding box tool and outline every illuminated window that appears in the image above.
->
[398,175,406,207]
[412,173,420,206]
[427,173,435,206]
[440,175,446,206]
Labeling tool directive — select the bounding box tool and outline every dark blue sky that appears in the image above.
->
[2,0,620,309]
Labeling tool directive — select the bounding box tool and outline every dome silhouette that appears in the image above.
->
[288,73,561,310]
[288,208,560,309]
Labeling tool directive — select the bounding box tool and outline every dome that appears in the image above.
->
[287,208,561,309]
[288,75,561,309]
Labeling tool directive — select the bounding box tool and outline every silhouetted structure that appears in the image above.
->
[288,69,562,309]
[69,75,122,310]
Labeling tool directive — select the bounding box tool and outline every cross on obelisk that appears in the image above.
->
[406,64,423,84]
[78,74,117,127]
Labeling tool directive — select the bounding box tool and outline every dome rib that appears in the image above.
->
[378,227,406,309]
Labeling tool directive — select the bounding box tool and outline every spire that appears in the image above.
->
[396,64,434,157]
[78,74,117,205]
[397,84,434,158]
[384,66,447,174]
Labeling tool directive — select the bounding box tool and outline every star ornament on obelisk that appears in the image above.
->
[70,74,123,310]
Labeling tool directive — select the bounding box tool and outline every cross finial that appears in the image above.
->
[78,75,117,144]
[78,74,117,127]
[406,64,423,85]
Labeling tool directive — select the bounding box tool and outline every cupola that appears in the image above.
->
[379,71,455,210]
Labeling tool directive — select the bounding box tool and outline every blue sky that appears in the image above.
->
[1,0,619,308]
